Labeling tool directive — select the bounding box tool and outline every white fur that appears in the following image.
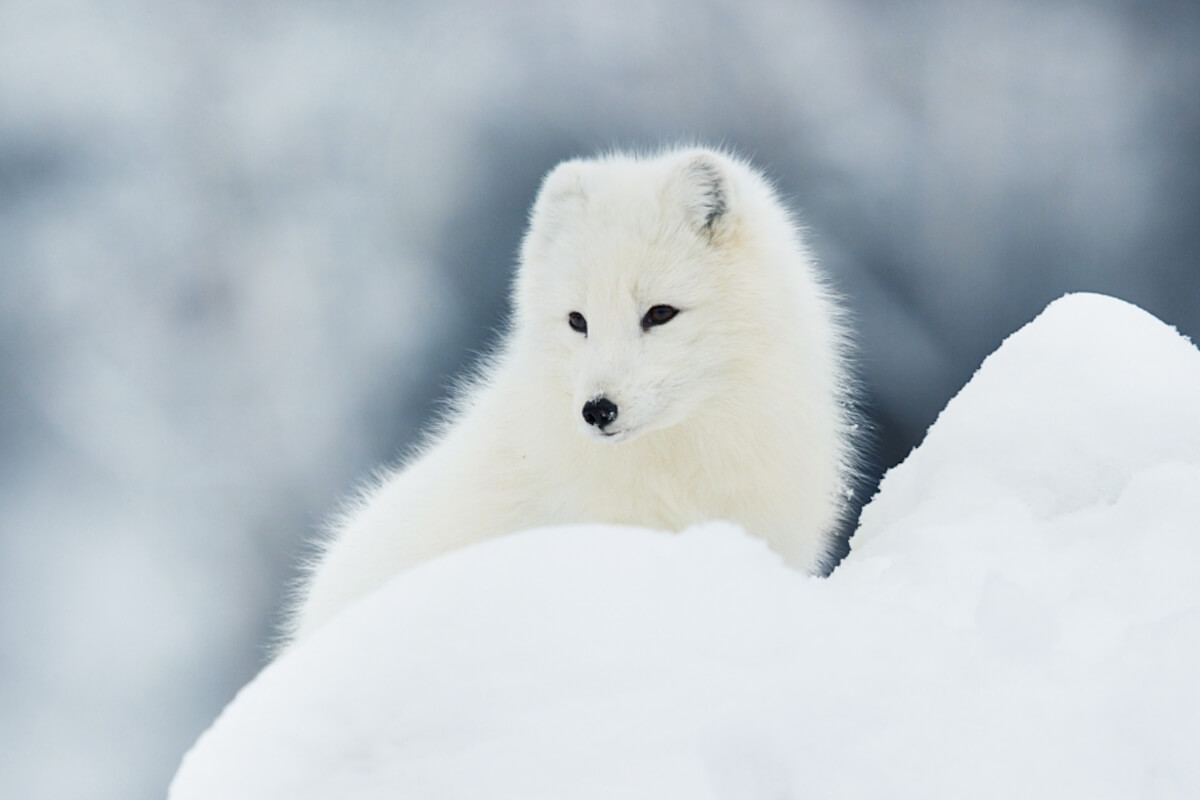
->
[286,147,856,645]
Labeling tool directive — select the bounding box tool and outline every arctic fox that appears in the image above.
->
[287,147,855,643]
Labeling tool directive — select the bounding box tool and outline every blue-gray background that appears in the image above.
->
[2,1,1197,798]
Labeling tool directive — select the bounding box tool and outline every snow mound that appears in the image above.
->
[171,293,1200,799]
[859,291,1200,527]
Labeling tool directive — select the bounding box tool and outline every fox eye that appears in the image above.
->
[641,304,679,330]
[567,311,588,335]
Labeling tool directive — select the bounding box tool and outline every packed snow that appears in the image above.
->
[170,293,1200,799]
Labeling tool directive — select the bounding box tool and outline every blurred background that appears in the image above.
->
[1,0,1197,797]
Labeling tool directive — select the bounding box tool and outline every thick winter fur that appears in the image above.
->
[286,147,856,645]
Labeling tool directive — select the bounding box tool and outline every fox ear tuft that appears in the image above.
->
[677,152,729,239]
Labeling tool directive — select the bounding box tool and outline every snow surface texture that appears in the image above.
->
[171,294,1200,799]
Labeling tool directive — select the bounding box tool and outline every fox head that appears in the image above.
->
[514,148,781,444]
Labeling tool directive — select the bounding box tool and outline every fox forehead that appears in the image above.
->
[557,226,713,304]
[555,263,700,332]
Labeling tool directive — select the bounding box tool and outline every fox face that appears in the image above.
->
[563,295,698,443]
[516,149,754,443]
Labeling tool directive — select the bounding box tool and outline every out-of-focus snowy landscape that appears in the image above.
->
[170,294,1200,799]
[1,2,1198,799]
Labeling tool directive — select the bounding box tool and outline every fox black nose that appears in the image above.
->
[582,397,619,429]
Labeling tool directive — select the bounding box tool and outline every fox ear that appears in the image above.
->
[673,152,729,240]
[523,160,588,262]
[531,160,587,223]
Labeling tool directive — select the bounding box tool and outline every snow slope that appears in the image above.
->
[170,293,1200,799]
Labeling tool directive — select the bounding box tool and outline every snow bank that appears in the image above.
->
[170,294,1200,799]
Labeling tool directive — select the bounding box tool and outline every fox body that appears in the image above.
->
[288,147,855,643]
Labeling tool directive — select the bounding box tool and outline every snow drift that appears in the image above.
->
[170,293,1200,799]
